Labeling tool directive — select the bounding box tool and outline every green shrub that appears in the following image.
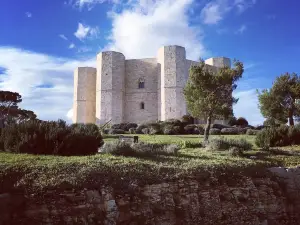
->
[184,124,204,135]
[228,147,244,157]
[136,123,162,134]
[181,115,194,125]
[125,123,138,131]
[184,124,196,134]
[209,128,221,135]
[111,123,138,131]
[100,141,179,157]
[142,128,150,134]
[100,141,136,156]
[207,137,252,151]
[108,129,125,134]
[227,116,237,126]
[129,128,136,134]
[0,120,103,155]
[255,125,300,149]
[163,124,181,135]
[246,129,259,135]
[179,140,202,149]
[136,124,148,134]
[195,126,205,135]
[236,117,249,127]
[212,124,231,130]
[221,128,239,135]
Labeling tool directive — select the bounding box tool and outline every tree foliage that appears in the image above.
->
[183,59,244,143]
[258,73,300,126]
[0,91,37,127]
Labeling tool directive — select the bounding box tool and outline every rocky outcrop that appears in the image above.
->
[0,167,299,225]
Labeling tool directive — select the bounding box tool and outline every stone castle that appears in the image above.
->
[73,45,231,125]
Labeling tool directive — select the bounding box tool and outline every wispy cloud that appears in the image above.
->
[59,34,68,41]
[201,0,256,25]
[234,0,256,13]
[235,24,247,34]
[0,47,95,122]
[25,12,32,18]
[74,23,100,41]
[69,43,76,49]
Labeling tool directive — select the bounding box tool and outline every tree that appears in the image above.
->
[227,116,237,126]
[183,59,244,143]
[236,117,248,127]
[0,90,37,127]
[258,73,300,126]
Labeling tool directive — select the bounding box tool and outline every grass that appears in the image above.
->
[0,134,299,194]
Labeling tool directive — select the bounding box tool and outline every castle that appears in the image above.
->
[73,45,231,125]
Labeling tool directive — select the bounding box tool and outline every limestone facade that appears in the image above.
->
[73,45,231,125]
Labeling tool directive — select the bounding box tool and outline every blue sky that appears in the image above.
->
[0,0,299,125]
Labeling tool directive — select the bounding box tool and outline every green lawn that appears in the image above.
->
[0,134,299,193]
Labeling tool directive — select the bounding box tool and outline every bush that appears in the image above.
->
[142,128,150,134]
[129,128,136,134]
[111,123,138,131]
[100,141,179,157]
[163,125,181,135]
[212,124,231,130]
[228,147,244,157]
[181,115,194,124]
[125,123,138,131]
[108,129,125,134]
[184,124,204,135]
[209,128,221,135]
[136,123,162,134]
[246,129,259,135]
[100,141,136,156]
[179,140,202,149]
[0,120,103,156]
[227,116,237,126]
[221,128,239,135]
[255,125,300,149]
[263,118,281,127]
[207,137,252,151]
[236,117,249,127]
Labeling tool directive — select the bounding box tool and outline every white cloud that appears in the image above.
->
[233,89,264,126]
[74,23,100,40]
[235,24,247,34]
[201,0,256,25]
[201,2,224,25]
[25,12,32,18]
[0,47,95,122]
[70,0,120,11]
[234,0,256,13]
[59,34,68,41]
[105,0,206,60]
[69,43,76,49]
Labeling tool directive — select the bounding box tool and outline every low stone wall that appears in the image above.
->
[0,167,299,225]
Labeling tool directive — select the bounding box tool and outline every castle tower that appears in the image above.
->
[205,57,231,68]
[96,51,125,125]
[157,45,188,121]
[73,67,97,124]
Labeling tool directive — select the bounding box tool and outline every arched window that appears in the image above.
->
[140,102,145,110]
[138,78,145,89]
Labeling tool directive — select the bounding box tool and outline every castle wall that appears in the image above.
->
[124,58,159,124]
[73,67,96,124]
[96,52,125,125]
[158,46,188,121]
[73,46,232,125]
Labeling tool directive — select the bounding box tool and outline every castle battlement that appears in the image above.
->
[73,45,230,124]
